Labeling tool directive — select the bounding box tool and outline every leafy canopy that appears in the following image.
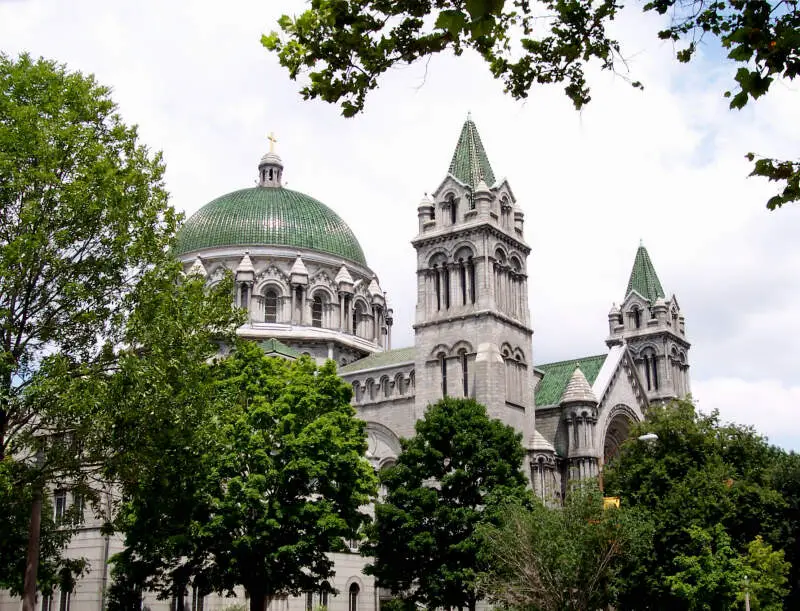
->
[478,485,654,611]
[109,342,377,611]
[363,397,529,611]
[604,399,792,609]
[0,51,175,593]
[263,0,800,209]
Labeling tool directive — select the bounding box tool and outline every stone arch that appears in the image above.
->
[602,404,640,466]
[308,284,336,302]
[429,343,451,359]
[379,375,392,399]
[394,372,406,396]
[427,249,450,267]
[365,421,402,461]
[254,276,288,296]
[452,242,476,261]
[509,254,523,272]
[450,340,474,356]
[493,246,508,264]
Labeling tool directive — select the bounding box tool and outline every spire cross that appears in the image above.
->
[267,132,278,153]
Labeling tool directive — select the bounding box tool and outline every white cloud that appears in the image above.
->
[693,378,800,451]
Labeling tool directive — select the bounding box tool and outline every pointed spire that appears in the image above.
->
[188,256,207,277]
[447,115,496,190]
[561,366,598,404]
[236,252,255,274]
[289,254,308,277]
[625,242,665,303]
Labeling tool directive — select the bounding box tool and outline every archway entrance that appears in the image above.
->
[603,411,634,466]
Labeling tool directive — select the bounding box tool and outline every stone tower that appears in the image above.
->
[607,242,691,402]
[412,116,536,446]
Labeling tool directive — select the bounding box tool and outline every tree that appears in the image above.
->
[0,51,175,601]
[477,485,653,611]
[363,397,530,611]
[603,399,791,609]
[263,0,800,209]
[110,342,377,611]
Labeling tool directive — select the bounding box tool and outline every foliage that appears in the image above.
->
[263,0,800,208]
[478,484,653,611]
[603,399,792,609]
[0,51,175,593]
[363,397,529,611]
[740,535,790,611]
[110,342,377,611]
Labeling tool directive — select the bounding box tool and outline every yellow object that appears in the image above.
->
[603,496,620,509]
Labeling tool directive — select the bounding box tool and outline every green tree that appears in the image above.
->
[603,399,790,609]
[363,397,529,611]
[0,51,175,600]
[110,342,377,611]
[263,0,800,209]
[478,485,653,611]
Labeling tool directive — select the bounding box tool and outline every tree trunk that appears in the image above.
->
[248,589,267,611]
[22,485,43,611]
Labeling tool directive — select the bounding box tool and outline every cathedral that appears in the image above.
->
[1,117,691,611]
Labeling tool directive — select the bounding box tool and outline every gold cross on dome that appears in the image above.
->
[267,131,278,153]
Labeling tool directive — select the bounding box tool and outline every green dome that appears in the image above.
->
[176,187,367,265]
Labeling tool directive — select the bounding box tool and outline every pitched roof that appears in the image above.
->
[338,347,416,375]
[625,242,665,303]
[258,338,301,359]
[534,355,607,407]
[561,366,598,404]
[447,115,496,190]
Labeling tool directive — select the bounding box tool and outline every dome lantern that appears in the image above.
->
[258,132,283,188]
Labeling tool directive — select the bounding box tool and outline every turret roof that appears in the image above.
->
[561,366,598,404]
[447,115,496,190]
[625,242,665,303]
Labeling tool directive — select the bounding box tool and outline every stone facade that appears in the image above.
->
[2,117,692,611]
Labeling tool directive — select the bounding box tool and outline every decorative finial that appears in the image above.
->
[639,238,644,248]
[467,111,472,120]
[268,131,278,154]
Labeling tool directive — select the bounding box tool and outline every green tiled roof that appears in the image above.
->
[339,347,416,374]
[258,338,301,359]
[448,116,496,189]
[625,243,665,303]
[535,355,607,407]
[176,187,367,265]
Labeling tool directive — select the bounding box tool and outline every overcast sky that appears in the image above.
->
[2,0,799,449]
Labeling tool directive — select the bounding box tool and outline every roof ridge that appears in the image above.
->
[535,354,607,368]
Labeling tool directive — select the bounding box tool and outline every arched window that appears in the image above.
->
[395,374,405,396]
[382,377,391,398]
[632,307,641,329]
[352,303,360,336]
[459,259,467,305]
[443,265,451,309]
[352,381,362,403]
[320,582,330,608]
[264,289,278,323]
[460,349,469,397]
[450,199,458,225]
[239,284,250,311]
[433,264,442,310]
[349,583,360,611]
[468,257,476,303]
[439,352,448,397]
[312,295,323,328]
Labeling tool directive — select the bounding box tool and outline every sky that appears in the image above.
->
[2,1,799,449]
